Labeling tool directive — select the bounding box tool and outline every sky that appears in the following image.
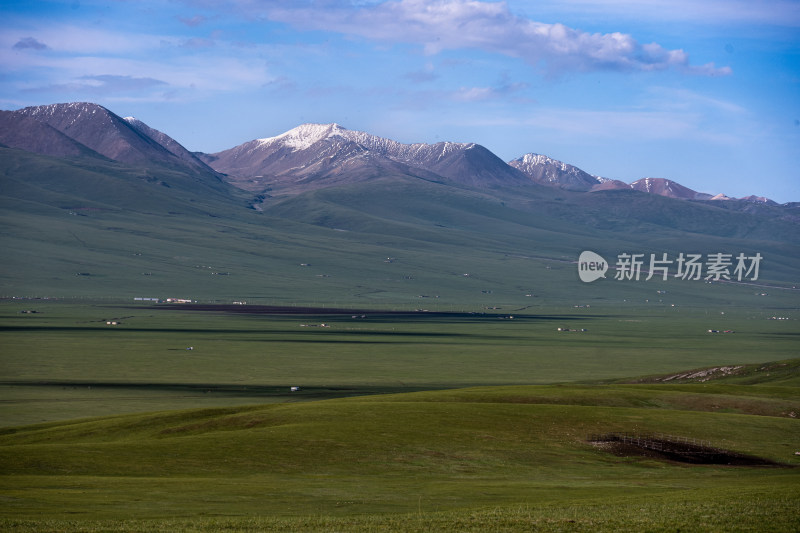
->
[1,0,798,202]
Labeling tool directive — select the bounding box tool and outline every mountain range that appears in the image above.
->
[200,119,777,204]
[0,102,782,205]
[1,101,798,302]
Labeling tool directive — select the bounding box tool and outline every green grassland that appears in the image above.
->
[2,148,799,530]
[1,296,798,425]
[1,378,798,531]
[1,299,799,531]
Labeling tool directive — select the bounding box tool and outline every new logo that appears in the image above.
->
[578,251,608,283]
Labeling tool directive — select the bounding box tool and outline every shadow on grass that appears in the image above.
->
[0,380,439,400]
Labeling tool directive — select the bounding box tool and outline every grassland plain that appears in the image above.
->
[1,298,799,531]
[1,294,798,425]
[0,384,798,531]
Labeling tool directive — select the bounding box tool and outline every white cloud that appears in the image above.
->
[644,86,747,114]
[451,81,529,101]
[452,86,496,101]
[0,24,273,101]
[523,0,800,28]
[26,75,168,95]
[18,25,164,55]
[259,0,731,75]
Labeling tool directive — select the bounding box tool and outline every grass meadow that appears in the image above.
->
[1,293,797,425]
[0,296,798,531]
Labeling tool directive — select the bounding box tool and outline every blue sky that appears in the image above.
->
[1,0,798,202]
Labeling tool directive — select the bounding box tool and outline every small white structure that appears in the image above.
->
[290,386,300,392]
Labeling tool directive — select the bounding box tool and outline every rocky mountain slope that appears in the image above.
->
[202,122,778,204]
[5,103,218,175]
[0,102,783,205]
[628,177,712,200]
[507,153,600,191]
[0,110,105,159]
[200,123,531,194]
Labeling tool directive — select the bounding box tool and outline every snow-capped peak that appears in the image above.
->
[511,153,579,174]
[257,123,347,151]
[252,123,479,169]
[517,153,556,166]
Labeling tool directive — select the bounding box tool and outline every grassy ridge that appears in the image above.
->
[0,382,798,529]
[624,358,800,387]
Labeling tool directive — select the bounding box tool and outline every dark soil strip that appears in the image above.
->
[589,434,787,467]
[134,303,579,321]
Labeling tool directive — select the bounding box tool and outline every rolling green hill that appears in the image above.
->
[1,375,798,531]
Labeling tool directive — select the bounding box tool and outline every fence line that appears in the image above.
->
[588,432,723,454]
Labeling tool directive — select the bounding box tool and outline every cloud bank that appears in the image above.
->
[261,0,730,75]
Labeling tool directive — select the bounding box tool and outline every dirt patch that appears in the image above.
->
[141,303,491,317]
[629,359,800,385]
[589,433,786,467]
[148,303,394,315]
[638,365,745,383]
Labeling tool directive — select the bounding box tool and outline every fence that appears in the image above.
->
[588,432,723,454]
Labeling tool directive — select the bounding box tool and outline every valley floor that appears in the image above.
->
[0,300,798,531]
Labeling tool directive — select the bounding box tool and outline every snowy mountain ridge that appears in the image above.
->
[2,103,783,204]
[202,122,523,193]
[255,122,477,167]
[508,152,600,191]
[208,122,780,203]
